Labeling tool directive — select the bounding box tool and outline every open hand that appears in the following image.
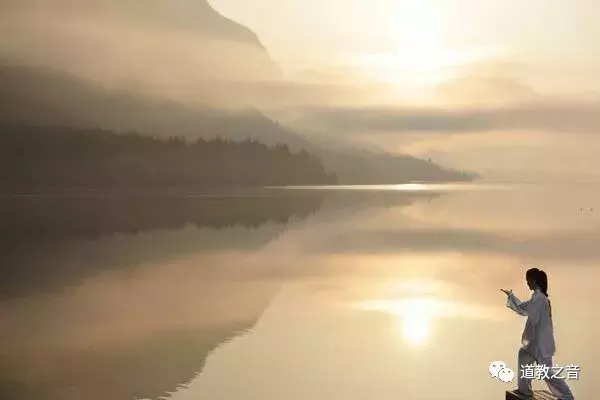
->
[500,289,512,296]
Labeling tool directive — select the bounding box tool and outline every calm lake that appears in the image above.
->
[1,183,598,400]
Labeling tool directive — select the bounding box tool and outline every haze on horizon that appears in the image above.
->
[2,0,600,181]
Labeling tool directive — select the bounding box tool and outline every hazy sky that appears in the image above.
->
[210,0,600,94]
[210,0,600,178]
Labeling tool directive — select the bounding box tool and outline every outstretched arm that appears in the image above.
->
[506,292,531,316]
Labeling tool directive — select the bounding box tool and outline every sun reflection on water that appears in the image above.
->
[357,296,492,349]
[400,313,431,348]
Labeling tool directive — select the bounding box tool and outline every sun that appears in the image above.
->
[395,0,445,63]
[399,313,432,348]
[354,1,488,102]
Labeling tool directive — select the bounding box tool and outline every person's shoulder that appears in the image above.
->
[531,290,546,302]
[531,291,550,307]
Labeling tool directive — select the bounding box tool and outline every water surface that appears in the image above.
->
[1,184,597,400]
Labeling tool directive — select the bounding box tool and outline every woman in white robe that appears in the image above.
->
[502,268,575,400]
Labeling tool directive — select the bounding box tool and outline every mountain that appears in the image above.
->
[0,64,474,183]
[317,148,476,183]
[0,0,475,184]
[64,0,269,50]
[95,0,282,79]
[1,0,280,88]
[0,64,302,145]
[98,0,270,47]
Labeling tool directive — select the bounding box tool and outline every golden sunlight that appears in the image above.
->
[399,313,432,348]
[357,295,495,348]
[394,183,427,191]
[393,297,438,348]
[359,297,440,348]
[394,0,445,65]
[353,1,493,102]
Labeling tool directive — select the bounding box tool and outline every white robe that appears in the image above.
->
[506,288,556,361]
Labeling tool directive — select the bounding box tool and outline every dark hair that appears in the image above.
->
[526,267,552,318]
[526,267,539,284]
[536,270,549,297]
[526,267,549,297]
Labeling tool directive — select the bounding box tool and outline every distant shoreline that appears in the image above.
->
[0,181,496,198]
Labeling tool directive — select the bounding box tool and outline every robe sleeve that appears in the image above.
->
[506,292,531,316]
